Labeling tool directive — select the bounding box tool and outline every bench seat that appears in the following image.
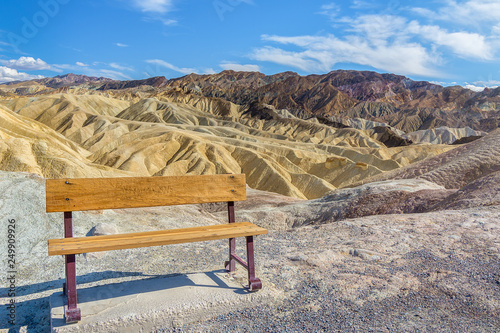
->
[48,222,267,255]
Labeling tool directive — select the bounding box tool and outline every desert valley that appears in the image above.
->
[0,70,499,332]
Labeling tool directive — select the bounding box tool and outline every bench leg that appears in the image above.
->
[224,201,262,291]
[65,254,81,323]
[246,236,262,291]
[225,201,237,273]
[63,212,81,323]
[225,237,236,273]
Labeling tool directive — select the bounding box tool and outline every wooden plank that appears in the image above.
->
[46,174,246,212]
[48,222,268,255]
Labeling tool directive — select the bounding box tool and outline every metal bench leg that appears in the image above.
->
[224,201,262,291]
[226,237,236,272]
[64,212,81,323]
[65,254,80,322]
[225,202,236,272]
[246,236,262,291]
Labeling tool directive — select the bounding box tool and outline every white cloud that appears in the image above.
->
[115,43,129,47]
[220,62,261,72]
[52,64,76,71]
[429,81,447,86]
[345,15,494,60]
[0,57,133,81]
[493,24,500,36]
[0,56,52,71]
[123,1,179,27]
[410,7,436,19]
[408,21,493,60]
[319,3,340,19]
[160,18,177,26]
[345,15,408,44]
[109,63,134,71]
[464,84,486,92]
[142,16,178,26]
[412,0,500,25]
[0,66,44,83]
[145,59,196,75]
[252,6,497,78]
[97,69,132,80]
[253,46,325,72]
[51,62,134,80]
[465,80,500,91]
[202,68,217,74]
[131,0,173,13]
[254,34,442,77]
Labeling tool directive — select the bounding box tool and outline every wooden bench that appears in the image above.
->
[46,174,268,323]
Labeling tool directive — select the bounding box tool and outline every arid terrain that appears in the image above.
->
[0,71,498,332]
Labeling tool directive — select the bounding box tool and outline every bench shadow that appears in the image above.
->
[0,270,147,298]
[1,269,246,332]
[73,269,246,305]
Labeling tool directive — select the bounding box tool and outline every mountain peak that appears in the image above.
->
[35,73,114,88]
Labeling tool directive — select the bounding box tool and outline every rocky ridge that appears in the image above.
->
[161,70,500,133]
[1,71,499,134]
[354,128,500,190]
[403,126,488,144]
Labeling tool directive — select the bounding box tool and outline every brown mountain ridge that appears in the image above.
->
[1,70,498,133]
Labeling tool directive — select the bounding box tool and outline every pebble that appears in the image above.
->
[349,248,384,260]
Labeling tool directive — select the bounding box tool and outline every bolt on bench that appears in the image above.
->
[46,174,268,323]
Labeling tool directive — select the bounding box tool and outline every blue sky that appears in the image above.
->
[0,0,499,90]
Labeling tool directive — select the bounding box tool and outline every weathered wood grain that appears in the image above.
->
[48,222,267,255]
[46,174,246,212]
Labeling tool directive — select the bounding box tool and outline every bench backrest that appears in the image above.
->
[46,174,246,212]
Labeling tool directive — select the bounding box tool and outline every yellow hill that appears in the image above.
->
[0,91,454,199]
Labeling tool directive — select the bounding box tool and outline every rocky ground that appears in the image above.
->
[163,207,500,333]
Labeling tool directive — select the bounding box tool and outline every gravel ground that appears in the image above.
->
[159,208,500,333]
[163,254,500,333]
